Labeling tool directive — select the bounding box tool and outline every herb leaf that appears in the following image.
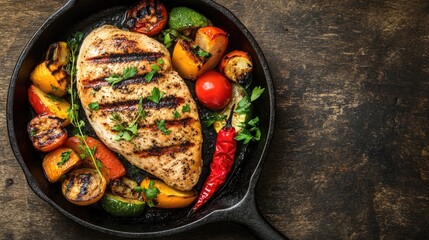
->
[202,112,227,127]
[88,102,100,110]
[147,87,165,103]
[144,180,160,207]
[145,64,160,82]
[197,48,210,57]
[111,97,146,141]
[105,66,138,86]
[173,110,181,119]
[235,116,261,144]
[57,150,72,166]
[181,103,191,113]
[157,120,171,135]
[235,98,251,114]
[251,86,265,102]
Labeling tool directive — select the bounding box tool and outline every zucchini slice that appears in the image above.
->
[101,193,145,217]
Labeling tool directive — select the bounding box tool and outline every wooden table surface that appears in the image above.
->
[1,0,429,239]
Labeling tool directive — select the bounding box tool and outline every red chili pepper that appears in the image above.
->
[191,106,237,213]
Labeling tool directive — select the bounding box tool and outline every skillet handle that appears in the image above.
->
[230,194,288,240]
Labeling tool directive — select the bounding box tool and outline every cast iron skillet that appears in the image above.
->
[7,0,286,239]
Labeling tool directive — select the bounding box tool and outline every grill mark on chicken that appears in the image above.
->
[98,96,185,112]
[135,141,194,158]
[82,73,163,90]
[86,52,164,64]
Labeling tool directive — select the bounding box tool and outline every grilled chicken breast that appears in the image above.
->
[76,25,202,191]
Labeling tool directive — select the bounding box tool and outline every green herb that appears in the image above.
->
[202,112,227,127]
[111,97,146,141]
[157,58,165,65]
[29,129,37,137]
[181,103,190,113]
[57,150,72,166]
[96,159,104,169]
[48,93,62,102]
[235,116,261,144]
[197,48,210,58]
[88,102,100,110]
[66,31,102,177]
[144,180,160,207]
[105,66,138,86]
[133,186,144,193]
[250,86,265,102]
[147,87,165,103]
[173,110,181,119]
[145,64,160,82]
[163,33,173,48]
[234,98,251,114]
[157,120,171,135]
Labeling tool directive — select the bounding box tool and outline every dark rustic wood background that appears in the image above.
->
[1,0,429,239]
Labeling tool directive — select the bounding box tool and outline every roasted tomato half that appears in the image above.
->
[123,0,168,36]
[27,114,67,152]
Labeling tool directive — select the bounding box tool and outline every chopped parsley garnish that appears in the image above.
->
[111,97,146,141]
[234,98,251,114]
[147,87,165,104]
[105,66,138,86]
[181,103,191,113]
[48,93,62,102]
[144,180,160,207]
[88,102,100,110]
[197,48,210,57]
[250,86,265,102]
[203,112,227,127]
[157,120,171,135]
[95,159,104,169]
[57,150,72,166]
[133,186,144,193]
[235,116,261,144]
[145,64,160,82]
[173,110,181,119]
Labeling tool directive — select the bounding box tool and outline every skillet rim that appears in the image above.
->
[6,0,276,237]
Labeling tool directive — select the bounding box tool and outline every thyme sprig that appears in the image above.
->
[66,32,103,177]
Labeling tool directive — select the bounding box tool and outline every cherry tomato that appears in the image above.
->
[123,0,168,36]
[195,70,232,110]
[27,114,68,152]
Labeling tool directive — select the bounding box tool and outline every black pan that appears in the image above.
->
[7,0,285,239]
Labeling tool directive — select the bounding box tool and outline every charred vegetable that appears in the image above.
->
[123,0,168,36]
[219,50,253,84]
[101,177,146,217]
[172,39,211,80]
[30,41,70,97]
[42,147,81,183]
[28,85,70,126]
[27,114,67,152]
[61,168,107,206]
[140,178,197,209]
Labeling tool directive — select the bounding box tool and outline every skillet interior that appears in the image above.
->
[7,0,275,236]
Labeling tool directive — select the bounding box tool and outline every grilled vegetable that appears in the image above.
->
[30,42,70,97]
[219,50,253,84]
[61,168,107,206]
[213,84,250,132]
[192,107,237,213]
[172,39,211,80]
[101,193,146,217]
[64,136,126,181]
[168,7,211,35]
[42,147,81,183]
[101,177,146,217]
[195,70,232,110]
[123,0,168,36]
[194,26,228,73]
[28,85,70,126]
[27,114,67,152]
[140,178,197,208]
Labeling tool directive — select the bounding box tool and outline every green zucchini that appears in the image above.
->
[214,84,251,133]
[101,193,145,217]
